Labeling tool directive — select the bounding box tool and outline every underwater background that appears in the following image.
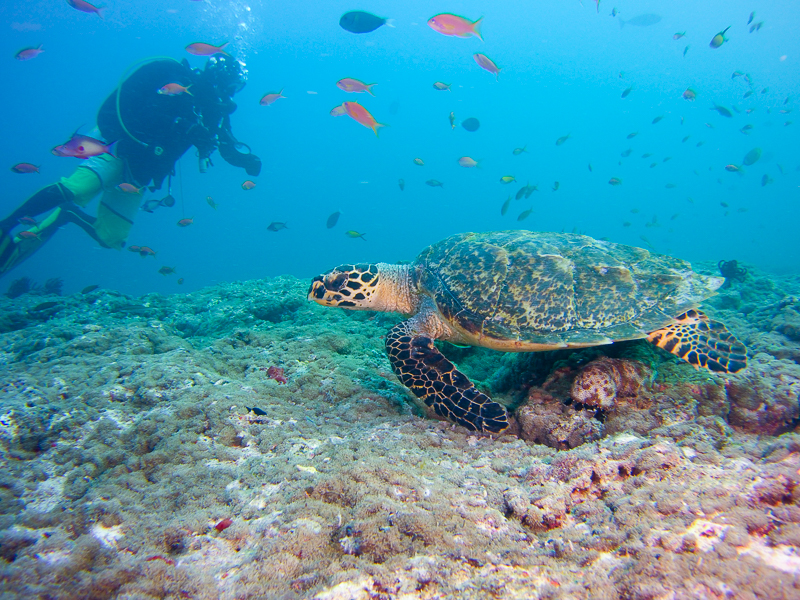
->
[2,0,799,295]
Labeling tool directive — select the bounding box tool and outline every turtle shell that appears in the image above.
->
[412,231,724,349]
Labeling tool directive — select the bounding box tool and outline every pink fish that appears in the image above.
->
[330,104,347,117]
[427,14,483,40]
[11,163,40,174]
[18,231,42,241]
[158,83,193,96]
[343,101,386,136]
[15,45,44,61]
[457,157,480,168]
[52,132,116,159]
[185,42,229,57]
[336,78,377,96]
[117,183,142,194]
[67,0,104,18]
[473,53,500,80]
[260,89,285,106]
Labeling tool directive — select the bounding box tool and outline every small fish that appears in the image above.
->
[177,217,194,227]
[652,115,663,124]
[515,186,528,200]
[642,153,652,158]
[621,86,633,98]
[345,230,366,240]
[673,32,686,40]
[329,104,347,117]
[457,156,479,168]
[663,156,672,162]
[433,82,451,91]
[267,221,288,232]
[158,266,177,276]
[500,176,516,184]
[473,53,501,80]
[627,132,638,139]
[682,88,696,101]
[610,8,619,17]
[761,87,768,94]
[696,141,705,147]
[339,11,390,34]
[449,112,456,129]
[158,83,193,96]
[761,174,772,186]
[724,164,742,173]
[337,78,376,96]
[556,134,571,146]
[398,179,405,191]
[720,202,729,208]
[525,184,538,198]
[52,132,115,159]
[501,196,511,216]
[621,148,632,158]
[426,179,444,187]
[750,21,764,33]
[31,301,58,312]
[665,183,677,188]
[742,147,761,166]
[138,246,157,258]
[15,45,44,61]
[185,42,229,56]
[128,245,141,252]
[705,122,715,128]
[631,208,640,213]
[517,208,533,222]
[326,211,341,228]
[18,230,41,241]
[743,90,753,99]
[117,183,142,194]
[343,101,386,136]
[413,158,425,166]
[177,278,184,285]
[552,181,560,191]
[650,162,658,168]
[682,135,690,142]
[67,0,103,18]
[709,26,731,49]
[710,103,733,117]
[11,163,40,174]
[246,406,268,416]
[588,163,593,172]
[732,71,744,79]
[206,196,217,209]
[81,285,99,294]
[17,217,36,227]
[683,45,689,57]
[619,14,662,28]
[608,177,622,185]
[428,14,483,40]
[671,213,680,220]
[260,89,285,106]
[242,180,256,190]
[748,12,755,25]
[512,146,528,155]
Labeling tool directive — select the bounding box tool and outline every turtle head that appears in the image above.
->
[308,262,417,313]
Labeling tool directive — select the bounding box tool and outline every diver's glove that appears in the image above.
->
[219,139,261,176]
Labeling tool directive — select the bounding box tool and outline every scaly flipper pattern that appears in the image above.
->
[386,320,510,433]
[647,309,747,373]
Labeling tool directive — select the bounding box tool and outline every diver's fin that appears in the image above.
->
[647,309,747,373]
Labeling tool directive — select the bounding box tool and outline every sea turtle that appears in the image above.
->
[308,231,747,434]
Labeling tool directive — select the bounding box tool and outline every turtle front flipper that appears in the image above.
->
[647,309,747,373]
[386,320,510,433]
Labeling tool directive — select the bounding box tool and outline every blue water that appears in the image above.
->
[3,0,799,297]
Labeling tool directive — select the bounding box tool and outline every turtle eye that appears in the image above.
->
[325,272,349,291]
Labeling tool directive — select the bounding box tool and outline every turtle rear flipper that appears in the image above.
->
[386,321,509,433]
[647,309,747,373]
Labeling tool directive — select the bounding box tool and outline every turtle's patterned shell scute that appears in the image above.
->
[413,231,724,348]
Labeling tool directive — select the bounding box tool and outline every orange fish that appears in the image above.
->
[473,53,500,80]
[158,83,193,96]
[11,163,40,174]
[185,42,229,56]
[177,278,184,285]
[330,104,347,117]
[427,14,483,40]
[608,177,622,185]
[682,88,697,101]
[128,245,142,252]
[117,183,142,194]
[343,101,386,136]
[177,217,194,227]
[15,45,44,61]
[457,157,480,168]
[260,89,285,106]
[336,78,377,96]
[138,246,157,257]
[18,231,42,241]
[242,180,256,190]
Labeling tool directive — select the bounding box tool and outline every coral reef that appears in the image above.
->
[5,276,37,299]
[0,266,798,598]
[43,277,64,296]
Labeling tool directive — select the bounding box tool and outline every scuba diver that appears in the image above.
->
[0,55,261,276]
